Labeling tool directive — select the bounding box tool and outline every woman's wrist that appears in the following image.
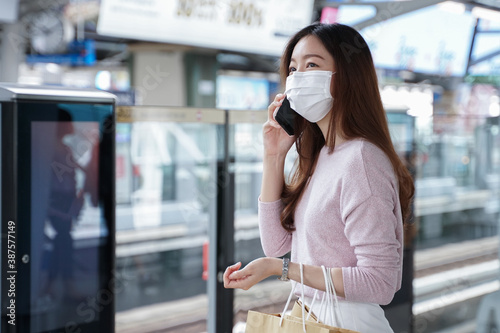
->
[261,155,286,202]
[261,257,282,278]
[263,153,287,166]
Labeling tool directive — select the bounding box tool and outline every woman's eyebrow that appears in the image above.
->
[304,54,325,60]
[290,54,326,63]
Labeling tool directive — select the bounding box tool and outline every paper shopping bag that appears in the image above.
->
[245,310,352,333]
[289,302,359,333]
[284,314,360,333]
[291,300,318,321]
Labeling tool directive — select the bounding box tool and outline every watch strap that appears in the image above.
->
[279,257,290,281]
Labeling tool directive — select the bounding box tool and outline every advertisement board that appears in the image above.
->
[97,0,314,56]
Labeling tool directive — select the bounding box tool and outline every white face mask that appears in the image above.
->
[284,70,334,123]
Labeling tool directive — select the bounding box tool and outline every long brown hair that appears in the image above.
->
[279,23,415,232]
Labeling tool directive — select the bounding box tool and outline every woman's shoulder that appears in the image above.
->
[336,138,389,162]
[336,140,398,200]
[332,139,394,179]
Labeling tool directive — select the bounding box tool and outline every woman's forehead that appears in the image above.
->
[291,35,330,59]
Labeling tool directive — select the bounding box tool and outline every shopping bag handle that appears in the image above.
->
[279,263,356,332]
[322,265,345,328]
[280,262,307,332]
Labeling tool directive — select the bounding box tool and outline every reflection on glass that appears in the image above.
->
[415,116,500,245]
[414,114,500,332]
[116,122,216,230]
[114,120,217,314]
[30,109,104,332]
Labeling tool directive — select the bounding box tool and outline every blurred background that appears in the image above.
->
[1,0,500,332]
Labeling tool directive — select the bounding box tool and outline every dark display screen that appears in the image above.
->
[13,101,114,333]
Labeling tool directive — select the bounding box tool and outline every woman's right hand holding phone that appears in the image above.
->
[263,93,295,158]
[260,94,296,202]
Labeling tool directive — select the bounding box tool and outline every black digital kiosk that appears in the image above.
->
[0,84,115,333]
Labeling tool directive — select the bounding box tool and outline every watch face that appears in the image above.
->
[30,11,66,54]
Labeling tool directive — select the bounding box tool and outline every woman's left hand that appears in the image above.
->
[223,258,275,291]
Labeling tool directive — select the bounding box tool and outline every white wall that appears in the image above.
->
[0,22,24,82]
[132,50,185,106]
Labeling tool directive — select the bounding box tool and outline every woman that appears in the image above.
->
[223,23,415,332]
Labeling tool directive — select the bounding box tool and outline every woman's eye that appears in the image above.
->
[288,67,296,75]
[307,63,318,68]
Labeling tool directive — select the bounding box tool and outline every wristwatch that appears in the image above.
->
[279,257,290,281]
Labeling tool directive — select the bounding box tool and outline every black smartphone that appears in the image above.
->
[274,97,299,136]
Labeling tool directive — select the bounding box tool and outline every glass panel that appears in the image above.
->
[230,112,267,264]
[114,107,220,331]
[413,114,500,332]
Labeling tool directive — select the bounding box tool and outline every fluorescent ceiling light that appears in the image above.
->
[472,6,500,21]
[438,1,466,14]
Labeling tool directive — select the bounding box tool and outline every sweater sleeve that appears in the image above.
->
[258,198,292,257]
[341,194,403,305]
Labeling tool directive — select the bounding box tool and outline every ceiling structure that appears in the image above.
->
[471,0,500,9]
[314,0,500,81]
[1,0,500,71]
[315,0,500,30]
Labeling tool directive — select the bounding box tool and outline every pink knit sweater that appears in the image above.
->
[258,139,403,305]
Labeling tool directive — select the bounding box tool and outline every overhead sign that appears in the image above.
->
[97,0,314,56]
[25,40,96,66]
